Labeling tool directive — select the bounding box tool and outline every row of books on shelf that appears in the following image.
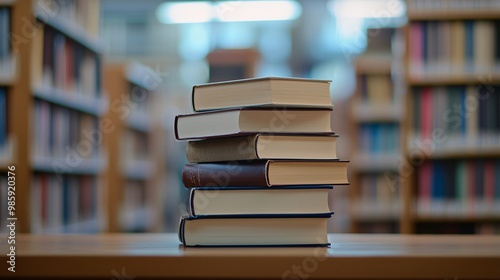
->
[36,25,101,98]
[175,77,348,247]
[417,159,500,216]
[353,174,401,217]
[36,0,100,37]
[33,100,100,160]
[358,123,399,154]
[411,86,500,147]
[408,0,500,11]
[409,20,500,76]
[358,74,395,104]
[30,173,101,233]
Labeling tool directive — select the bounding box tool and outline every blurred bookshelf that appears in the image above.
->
[3,0,106,233]
[402,0,500,234]
[349,27,405,233]
[103,62,165,232]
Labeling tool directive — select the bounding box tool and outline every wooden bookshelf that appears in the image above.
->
[103,62,165,232]
[1,234,500,279]
[7,0,106,233]
[402,2,500,234]
[349,28,404,233]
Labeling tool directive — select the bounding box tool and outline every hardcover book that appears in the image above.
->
[186,133,338,163]
[174,108,333,141]
[189,186,332,216]
[182,160,349,187]
[191,76,332,112]
[178,213,332,247]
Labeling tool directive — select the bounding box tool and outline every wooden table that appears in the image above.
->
[1,234,499,279]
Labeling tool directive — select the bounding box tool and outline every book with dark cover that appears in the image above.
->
[182,160,349,188]
[178,213,333,247]
[0,88,6,146]
[186,133,338,163]
[174,107,334,141]
[189,185,333,216]
[191,76,332,112]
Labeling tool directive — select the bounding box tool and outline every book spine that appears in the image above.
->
[182,162,269,188]
[186,135,259,163]
[191,85,197,112]
[178,217,186,246]
[189,189,196,216]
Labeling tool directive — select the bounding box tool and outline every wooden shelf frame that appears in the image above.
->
[348,28,406,234]
[9,0,105,233]
[402,10,500,234]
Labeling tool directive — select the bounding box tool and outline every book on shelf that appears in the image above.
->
[358,123,399,155]
[417,159,500,217]
[36,25,101,98]
[33,100,100,160]
[409,20,500,77]
[189,186,332,216]
[175,108,333,140]
[182,160,349,188]
[186,133,338,163]
[179,213,332,247]
[411,85,500,148]
[31,173,100,233]
[360,74,393,104]
[191,77,332,112]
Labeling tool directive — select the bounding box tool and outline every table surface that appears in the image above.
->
[1,233,500,279]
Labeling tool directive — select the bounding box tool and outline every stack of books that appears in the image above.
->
[174,77,349,247]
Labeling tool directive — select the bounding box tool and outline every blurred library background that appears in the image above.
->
[0,0,499,235]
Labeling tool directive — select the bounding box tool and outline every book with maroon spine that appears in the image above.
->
[182,160,349,188]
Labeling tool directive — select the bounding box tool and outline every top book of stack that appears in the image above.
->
[191,77,333,112]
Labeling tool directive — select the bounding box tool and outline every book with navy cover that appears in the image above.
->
[178,213,333,247]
